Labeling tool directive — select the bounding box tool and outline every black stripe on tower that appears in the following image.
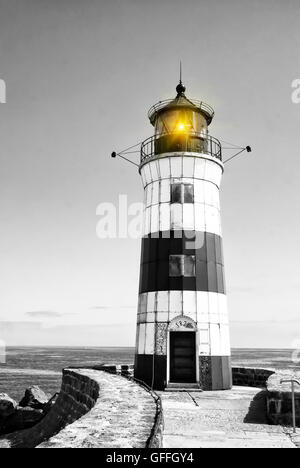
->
[139,230,225,294]
[134,355,232,391]
[134,355,167,391]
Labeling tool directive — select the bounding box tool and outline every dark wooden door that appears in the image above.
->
[170,332,196,383]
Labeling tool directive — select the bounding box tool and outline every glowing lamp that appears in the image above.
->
[148,81,214,155]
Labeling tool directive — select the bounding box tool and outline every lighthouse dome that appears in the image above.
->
[148,82,215,130]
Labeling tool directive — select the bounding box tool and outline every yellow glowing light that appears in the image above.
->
[178,123,185,130]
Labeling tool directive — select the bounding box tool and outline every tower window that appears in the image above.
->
[169,254,196,277]
[171,183,194,204]
[184,184,194,203]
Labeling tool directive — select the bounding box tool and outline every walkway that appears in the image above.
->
[159,386,296,448]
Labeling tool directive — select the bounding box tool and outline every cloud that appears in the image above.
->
[228,286,256,293]
[0,321,135,346]
[89,305,135,311]
[25,310,63,318]
[0,320,43,330]
[232,317,300,324]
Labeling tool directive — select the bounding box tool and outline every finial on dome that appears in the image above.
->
[176,81,186,96]
[176,60,186,96]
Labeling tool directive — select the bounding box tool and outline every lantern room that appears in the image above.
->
[142,82,220,161]
[152,82,212,136]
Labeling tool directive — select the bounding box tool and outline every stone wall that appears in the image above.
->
[94,364,275,390]
[232,367,275,388]
[99,364,275,391]
[266,371,300,427]
[91,364,134,377]
[0,369,162,449]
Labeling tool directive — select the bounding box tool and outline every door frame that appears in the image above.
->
[166,316,199,385]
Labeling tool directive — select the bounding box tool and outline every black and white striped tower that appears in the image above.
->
[134,80,232,391]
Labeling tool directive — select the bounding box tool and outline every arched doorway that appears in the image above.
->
[167,316,198,385]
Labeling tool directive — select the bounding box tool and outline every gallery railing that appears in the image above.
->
[140,132,222,166]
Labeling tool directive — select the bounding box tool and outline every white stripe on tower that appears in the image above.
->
[141,155,222,237]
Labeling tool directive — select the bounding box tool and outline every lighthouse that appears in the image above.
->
[134,80,232,391]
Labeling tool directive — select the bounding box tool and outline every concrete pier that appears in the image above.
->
[159,386,296,448]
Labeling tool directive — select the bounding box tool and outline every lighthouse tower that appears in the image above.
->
[134,80,232,391]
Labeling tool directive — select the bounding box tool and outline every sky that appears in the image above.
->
[0,0,299,348]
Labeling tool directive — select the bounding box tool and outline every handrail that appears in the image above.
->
[280,379,300,433]
[281,379,300,386]
[140,132,222,167]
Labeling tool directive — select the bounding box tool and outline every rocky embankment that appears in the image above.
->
[0,386,57,435]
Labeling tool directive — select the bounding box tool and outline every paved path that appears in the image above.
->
[159,386,296,448]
